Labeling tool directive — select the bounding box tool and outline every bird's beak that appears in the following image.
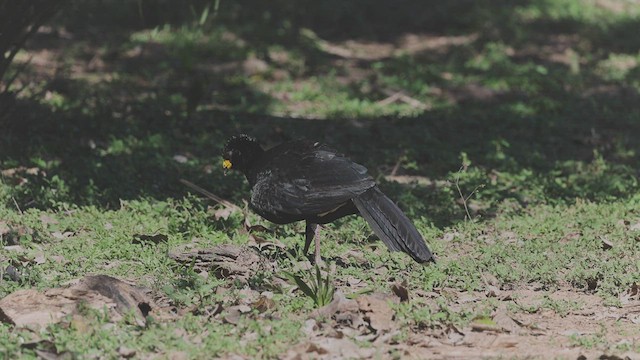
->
[222,159,232,176]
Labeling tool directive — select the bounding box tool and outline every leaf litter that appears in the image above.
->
[3,240,640,358]
[0,275,160,328]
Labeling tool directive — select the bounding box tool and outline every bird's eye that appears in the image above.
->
[223,159,232,169]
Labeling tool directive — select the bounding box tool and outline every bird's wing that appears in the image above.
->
[250,143,375,216]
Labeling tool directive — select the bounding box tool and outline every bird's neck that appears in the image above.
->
[241,155,263,186]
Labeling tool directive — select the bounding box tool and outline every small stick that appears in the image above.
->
[12,197,23,215]
[179,179,241,211]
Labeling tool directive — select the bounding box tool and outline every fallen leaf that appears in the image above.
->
[309,338,376,359]
[2,226,34,246]
[33,252,46,265]
[169,244,274,284]
[628,313,640,324]
[0,221,9,235]
[601,236,614,250]
[132,233,168,245]
[51,231,75,240]
[0,288,117,328]
[310,291,359,320]
[223,305,252,325]
[247,233,286,249]
[39,214,58,226]
[253,295,276,313]
[4,245,25,252]
[441,231,458,242]
[340,249,367,264]
[0,275,153,328]
[238,288,260,304]
[492,307,522,334]
[492,335,520,348]
[166,351,189,360]
[391,282,409,302]
[485,285,501,298]
[213,206,234,220]
[443,324,465,345]
[281,342,328,360]
[21,339,73,360]
[356,293,397,333]
[560,231,581,244]
[70,314,90,333]
[117,346,136,358]
[173,154,189,163]
[470,316,501,332]
[620,283,639,305]
[302,319,317,336]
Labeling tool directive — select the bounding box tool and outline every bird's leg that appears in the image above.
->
[304,222,317,255]
[313,224,322,266]
[304,222,322,265]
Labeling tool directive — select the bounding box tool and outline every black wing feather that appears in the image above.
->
[250,141,375,217]
[352,187,434,263]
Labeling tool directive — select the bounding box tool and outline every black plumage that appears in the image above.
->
[222,134,434,264]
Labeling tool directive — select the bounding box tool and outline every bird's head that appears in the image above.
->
[222,134,264,174]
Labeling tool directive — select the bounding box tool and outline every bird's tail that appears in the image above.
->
[352,187,434,263]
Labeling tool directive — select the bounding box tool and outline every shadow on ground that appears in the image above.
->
[1,0,639,227]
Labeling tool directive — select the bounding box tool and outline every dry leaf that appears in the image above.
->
[600,236,614,250]
[620,283,639,305]
[51,231,75,240]
[33,252,46,265]
[0,275,152,328]
[253,295,276,313]
[486,285,501,298]
[443,324,465,345]
[223,305,251,325]
[0,221,9,235]
[391,282,409,302]
[247,233,286,249]
[169,244,274,284]
[2,226,34,246]
[356,293,397,333]
[310,291,359,320]
[309,338,376,359]
[166,351,189,360]
[213,206,234,220]
[302,319,317,336]
[117,346,136,358]
[492,308,522,334]
[0,288,118,328]
[4,245,25,253]
[39,214,58,226]
[173,154,188,163]
[132,233,168,245]
[280,342,327,360]
[21,340,73,360]
[492,335,519,348]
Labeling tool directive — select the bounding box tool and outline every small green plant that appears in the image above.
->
[285,265,335,308]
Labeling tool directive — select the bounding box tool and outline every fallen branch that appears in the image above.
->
[179,179,241,212]
[377,88,430,110]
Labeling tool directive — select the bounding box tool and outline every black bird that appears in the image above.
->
[222,134,434,264]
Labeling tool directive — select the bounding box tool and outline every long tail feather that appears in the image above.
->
[352,187,434,263]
